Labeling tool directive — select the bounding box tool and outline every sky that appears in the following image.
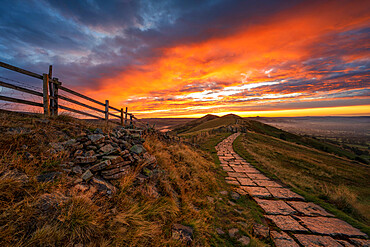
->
[0,0,369,118]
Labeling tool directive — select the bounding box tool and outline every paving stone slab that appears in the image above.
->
[234,159,245,163]
[235,187,248,195]
[221,166,234,172]
[349,238,370,247]
[255,198,297,215]
[225,176,237,181]
[287,201,334,217]
[254,180,283,188]
[294,234,342,247]
[267,187,305,200]
[219,158,233,162]
[240,164,253,168]
[247,173,270,180]
[265,215,307,231]
[226,180,240,186]
[232,166,251,173]
[236,177,256,186]
[242,168,261,174]
[337,240,356,247]
[243,186,272,198]
[229,162,242,166]
[296,216,367,237]
[239,162,251,166]
[227,172,249,178]
[270,231,299,247]
[223,154,234,157]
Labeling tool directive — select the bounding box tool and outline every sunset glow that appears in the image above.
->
[1,0,369,118]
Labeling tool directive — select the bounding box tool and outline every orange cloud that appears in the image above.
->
[85,0,370,118]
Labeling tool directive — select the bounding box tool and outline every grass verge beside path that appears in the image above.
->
[233,132,370,236]
[196,132,232,164]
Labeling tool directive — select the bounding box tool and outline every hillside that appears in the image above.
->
[174,113,369,234]
[233,132,370,234]
[172,114,220,134]
[0,110,268,246]
[141,117,196,132]
[175,114,368,165]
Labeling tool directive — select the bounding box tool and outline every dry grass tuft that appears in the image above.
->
[58,196,102,244]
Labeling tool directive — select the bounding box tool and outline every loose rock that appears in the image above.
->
[230,191,241,200]
[216,228,225,235]
[81,170,93,181]
[238,236,251,246]
[36,172,61,182]
[228,228,239,238]
[172,223,193,244]
[253,223,269,238]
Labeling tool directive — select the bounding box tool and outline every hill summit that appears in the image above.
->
[173,113,246,134]
[172,114,219,133]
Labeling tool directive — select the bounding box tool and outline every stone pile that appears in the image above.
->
[49,126,157,190]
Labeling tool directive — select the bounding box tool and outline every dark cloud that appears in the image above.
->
[0,0,303,89]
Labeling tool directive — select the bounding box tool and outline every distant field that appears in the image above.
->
[143,116,370,140]
[253,116,370,140]
[141,118,195,132]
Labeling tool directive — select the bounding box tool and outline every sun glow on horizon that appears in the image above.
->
[134,105,370,119]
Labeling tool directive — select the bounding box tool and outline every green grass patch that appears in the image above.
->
[233,133,370,235]
[197,132,232,164]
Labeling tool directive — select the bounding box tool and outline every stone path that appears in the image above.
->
[216,133,369,247]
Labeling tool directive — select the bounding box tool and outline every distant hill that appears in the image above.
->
[140,117,195,131]
[172,114,220,133]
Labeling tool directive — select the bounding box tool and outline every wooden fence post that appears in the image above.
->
[105,100,109,121]
[48,67,56,116]
[124,107,128,125]
[54,78,59,116]
[48,65,53,116]
[120,108,124,126]
[130,114,133,127]
[43,73,50,116]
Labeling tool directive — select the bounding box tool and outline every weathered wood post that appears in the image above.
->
[105,100,109,121]
[120,108,124,126]
[53,78,59,116]
[124,107,128,125]
[48,65,55,116]
[130,114,133,127]
[43,73,50,116]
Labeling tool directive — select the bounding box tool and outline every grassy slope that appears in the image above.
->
[0,110,267,246]
[172,114,219,134]
[233,132,370,235]
[181,115,237,134]
[178,114,365,164]
[244,119,362,162]
[145,134,268,247]
[195,132,232,164]
[174,113,369,234]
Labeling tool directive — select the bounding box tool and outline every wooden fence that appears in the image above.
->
[0,61,136,126]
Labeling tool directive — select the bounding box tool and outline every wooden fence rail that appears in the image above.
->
[0,61,134,126]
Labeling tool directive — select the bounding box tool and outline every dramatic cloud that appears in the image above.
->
[0,0,369,117]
